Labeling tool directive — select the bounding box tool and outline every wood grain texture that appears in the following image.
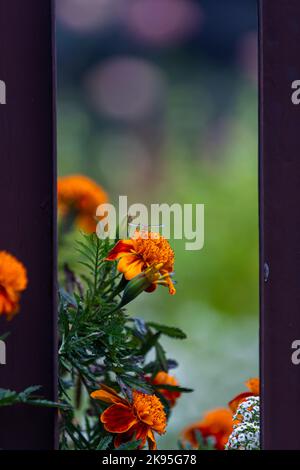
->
[259,0,300,450]
[0,0,57,449]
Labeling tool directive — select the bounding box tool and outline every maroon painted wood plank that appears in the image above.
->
[0,0,57,449]
[259,0,300,450]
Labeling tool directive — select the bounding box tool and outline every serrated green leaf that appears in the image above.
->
[155,342,168,372]
[116,439,142,450]
[148,322,187,339]
[153,384,193,393]
[96,436,113,450]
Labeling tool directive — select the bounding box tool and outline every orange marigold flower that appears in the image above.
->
[57,174,108,233]
[182,408,233,450]
[151,371,181,407]
[106,230,176,295]
[0,251,28,319]
[91,384,167,450]
[228,377,259,413]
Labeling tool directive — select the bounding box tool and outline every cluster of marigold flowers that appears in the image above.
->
[58,174,177,296]
[182,377,259,450]
[58,175,261,450]
[58,175,180,449]
[0,173,260,451]
[90,372,181,450]
[89,375,259,450]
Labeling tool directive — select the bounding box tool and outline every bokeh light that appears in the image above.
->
[85,57,166,121]
[125,0,203,47]
[57,0,122,33]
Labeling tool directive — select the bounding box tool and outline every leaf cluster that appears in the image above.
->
[58,234,189,450]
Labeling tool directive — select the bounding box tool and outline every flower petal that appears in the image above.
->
[120,257,144,280]
[147,429,157,450]
[90,384,126,405]
[134,423,150,449]
[228,391,253,413]
[106,240,134,260]
[101,404,138,433]
[114,429,135,448]
[117,254,139,273]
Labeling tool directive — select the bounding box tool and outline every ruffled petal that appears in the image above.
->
[114,423,149,449]
[101,404,138,433]
[228,391,253,413]
[90,384,126,405]
[106,240,135,260]
[147,429,157,450]
[114,428,136,448]
[117,255,140,274]
[135,423,150,449]
[120,258,144,280]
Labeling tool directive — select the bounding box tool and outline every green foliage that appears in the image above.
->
[147,322,187,340]
[0,386,69,410]
[59,233,189,450]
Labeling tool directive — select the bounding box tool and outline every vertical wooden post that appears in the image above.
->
[259,0,300,450]
[0,0,57,449]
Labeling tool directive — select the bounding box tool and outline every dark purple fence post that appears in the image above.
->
[259,0,300,450]
[0,0,57,449]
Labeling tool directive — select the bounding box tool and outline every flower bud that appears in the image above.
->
[118,265,162,308]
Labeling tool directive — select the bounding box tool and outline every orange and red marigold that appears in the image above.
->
[150,371,181,407]
[106,230,176,295]
[58,174,108,233]
[182,378,259,450]
[182,408,233,450]
[0,251,28,319]
[91,384,167,450]
[228,377,259,413]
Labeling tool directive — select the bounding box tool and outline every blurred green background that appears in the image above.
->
[57,0,258,448]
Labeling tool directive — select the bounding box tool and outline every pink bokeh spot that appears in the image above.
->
[85,57,165,121]
[125,0,203,47]
[57,0,122,32]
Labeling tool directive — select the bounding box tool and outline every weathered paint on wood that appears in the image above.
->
[0,0,57,449]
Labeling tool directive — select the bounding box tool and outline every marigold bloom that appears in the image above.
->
[58,174,108,233]
[91,384,167,449]
[182,408,233,450]
[228,378,259,413]
[106,230,176,295]
[151,371,181,407]
[0,251,28,318]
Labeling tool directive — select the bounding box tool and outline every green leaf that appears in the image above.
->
[25,398,71,410]
[18,385,42,399]
[116,439,142,450]
[0,386,70,410]
[148,322,187,339]
[155,342,168,372]
[140,332,161,355]
[153,384,193,393]
[96,436,113,450]
[0,389,18,406]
